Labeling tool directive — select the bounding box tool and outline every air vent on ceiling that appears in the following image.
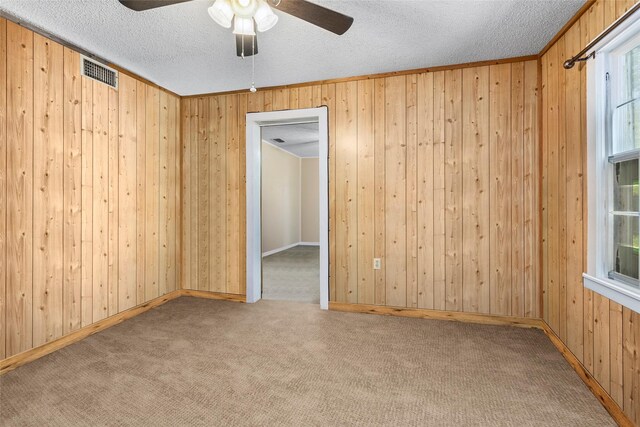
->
[273,138,285,143]
[81,56,118,89]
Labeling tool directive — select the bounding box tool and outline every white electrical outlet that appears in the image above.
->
[373,258,381,270]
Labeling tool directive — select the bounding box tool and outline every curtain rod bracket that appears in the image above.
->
[564,51,595,69]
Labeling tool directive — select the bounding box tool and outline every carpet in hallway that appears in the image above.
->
[262,245,319,303]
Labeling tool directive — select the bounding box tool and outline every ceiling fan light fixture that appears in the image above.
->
[233,16,256,36]
[208,0,233,28]
[230,0,258,18]
[254,0,278,32]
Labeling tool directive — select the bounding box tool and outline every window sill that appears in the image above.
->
[583,273,640,313]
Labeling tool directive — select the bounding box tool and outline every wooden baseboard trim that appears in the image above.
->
[180,289,246,303]
[539,321,632,427]
[329,302,544,329]
[0,290,183,376]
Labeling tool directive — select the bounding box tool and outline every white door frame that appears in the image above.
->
[245,107,329,309]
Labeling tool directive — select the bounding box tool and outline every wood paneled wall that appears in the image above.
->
[0,19,181,360]
[541,0,640,422]
[181,60,540,318]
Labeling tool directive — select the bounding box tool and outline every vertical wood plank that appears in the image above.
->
[159,91,170,295]
[247,91,264,113]
[244,92,261,292]
[180,98,190,290]
[604,0,620,27]
[92,81,109,322]
[272,88,289,111]
[557,35,568,343]
[211,96,227,292]
[384,76,407,307]
[189,98,198,291]
[461,66,490,314]
[541,52,549,328]
[176,96,182,294]
[323,84,336,301]
[523,60,539,319]
[373,79,386,305]
[298,86,313,109]
[205,97,212,290]
[226,94,240,294]
[32,34,64,346]
[510,62,525,318]
[635,308,639,424]
[623,308,639,423]
[107,87,119,316]
[417,72,434,309]
[167,94,178,293]
[594,291,611,392]
[335,81,358,303]
[564,22,585,360]
[433,71,447,310]
[312,85,322,108]
[616,0,634,16]
[198,97,210,291]
[146,86,160,299]
[288,88,298,110]
[0,18,7,358]
[80,77,93,327]
[238,93,247,296]
[444,69,462,312]
[406,74,418,308]
[489,63,512,316]
[263,90,272,112]
[610,301,624,405]
[357,79,375,305]
[136,82,146,304]
[118,74,137,311]
[6,22,33,355]
[635,311,640,424]
[62,47,82,335]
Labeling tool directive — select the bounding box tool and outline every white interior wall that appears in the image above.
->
[301,158,320,243]
[261,142,301,254]
[261,142,320,255]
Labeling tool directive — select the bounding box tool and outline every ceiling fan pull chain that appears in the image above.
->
[250,34,257,92]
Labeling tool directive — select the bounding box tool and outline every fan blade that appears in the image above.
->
[236,34,259,57]
[118,0,192,12]
[271,0,353,35]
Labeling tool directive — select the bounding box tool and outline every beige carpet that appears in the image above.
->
[0,298,614,426]
[262,245,319,303]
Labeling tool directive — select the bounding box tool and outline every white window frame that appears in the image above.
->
[585,9,640,313]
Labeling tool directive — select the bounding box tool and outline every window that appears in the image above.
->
[585,11,640,313]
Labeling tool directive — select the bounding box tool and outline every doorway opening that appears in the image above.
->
[261,122,320,303]
[246,107,329,309]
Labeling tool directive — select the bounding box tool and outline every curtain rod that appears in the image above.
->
[564,2,640,69]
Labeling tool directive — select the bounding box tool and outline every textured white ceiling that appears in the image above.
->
[0,0,585,96]
[262,122,319,158]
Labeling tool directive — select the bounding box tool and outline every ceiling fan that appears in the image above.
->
[118,0,354,57]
